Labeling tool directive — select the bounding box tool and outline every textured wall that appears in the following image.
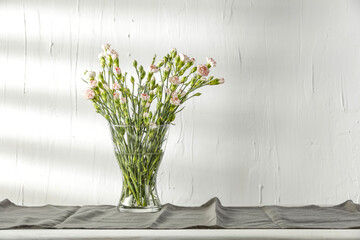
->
[1,0,360,206]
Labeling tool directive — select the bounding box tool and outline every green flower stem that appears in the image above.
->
[109,123,168,208]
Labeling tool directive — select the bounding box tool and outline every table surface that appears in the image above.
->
[0,229,360,240]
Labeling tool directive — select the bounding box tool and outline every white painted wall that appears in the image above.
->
[1,0,360,206]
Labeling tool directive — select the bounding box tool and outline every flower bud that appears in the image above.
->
[190,67,197,74]
[125,88,131,95]
[178,61,185,69]
[100,58,105,68]
[164,68,170,79]
[156,60,164,68]
[149,90,155,98]
[93,102,100,110]
[178,68,186,76]
[114,58,119,67]
[209,78,225,85]
[184,61,193,69]
[208,79,218,85]
[141,71,146,80]
[149,77,156,90]
[130,76,135,84]
[168,113,175,122]
[170,84,177,92]
[156,87,162,100]
[156,117,163,125]
[101,92,107,101]
[195,80,203,87]
[98,81,104,89]
[175,56,180,65]
[97,72,104,82]
[146,72,153,82]
[133,60,138,68]
[165,94,171,103]
[144,118,150,125]
[171,48,177,58]
[107,56,113,67]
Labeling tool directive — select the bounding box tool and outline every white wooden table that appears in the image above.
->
[0,229,360,240]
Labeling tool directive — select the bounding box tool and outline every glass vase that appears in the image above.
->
[109,124,170,213]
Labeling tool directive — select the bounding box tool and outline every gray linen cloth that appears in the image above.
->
[0,198,360,229]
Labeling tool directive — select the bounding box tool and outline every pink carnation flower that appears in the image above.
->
[179,53,190,62]
[140,93,150,101]
[113,82,120,90]
[178,89,186,97]
[101,43,111,52]
[171,91,178,98]
[218,78,225,84]
[111,52,119,60]
[84,89,95,99]
[113,67,121,75]
[206,57,217,67]
[106,49,116,56]
[143,112,150,118]
[113,91,120,99]
[120,97,126,104]
[197,64,209,76]
[89,79,98,88]
[165,88,171,95]
[148,65,159,73]
[87,71,96,79]
[169,76,181,85]
[170,95,180,106]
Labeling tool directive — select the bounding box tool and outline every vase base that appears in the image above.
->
[118,205,161,213]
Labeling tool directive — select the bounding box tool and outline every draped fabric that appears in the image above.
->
[1,198,360,229]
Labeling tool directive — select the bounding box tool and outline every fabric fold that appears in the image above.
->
[1,198,360,229]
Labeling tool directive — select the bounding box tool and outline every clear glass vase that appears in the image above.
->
[109,124,170,213]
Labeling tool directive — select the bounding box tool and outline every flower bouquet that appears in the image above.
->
[83,44,224,212]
